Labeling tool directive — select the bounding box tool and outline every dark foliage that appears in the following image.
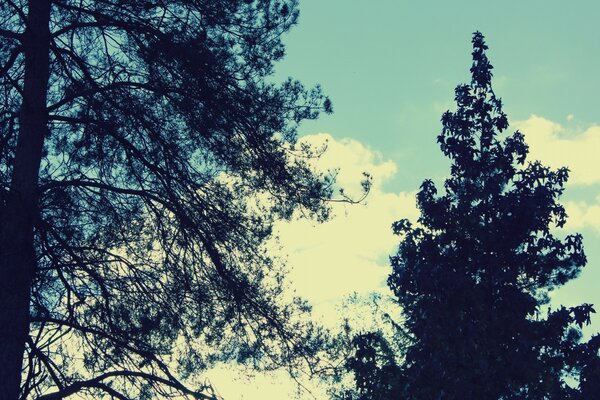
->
[346,32,599,399]
[0,1,339,398]
[343,331,403,400]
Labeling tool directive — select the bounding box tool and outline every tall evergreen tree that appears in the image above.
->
[391,31,598,399]
[0,1,338,398]
[346,32,599,399]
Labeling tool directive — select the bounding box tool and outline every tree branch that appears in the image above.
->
[28,316,218,399]
[37,369,218,400]
[40,178,166,206]
[0,28,22,41]
[0,45,23,78]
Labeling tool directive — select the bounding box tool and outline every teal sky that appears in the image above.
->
[277,0,600,188]
[211,2,600,398]
[276,1,600,330]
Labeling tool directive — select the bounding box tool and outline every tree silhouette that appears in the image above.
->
[345,32,599,399]
[0,1,339,398]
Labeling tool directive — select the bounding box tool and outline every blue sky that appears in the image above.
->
[277,0,600,188]
[211,2,600,398]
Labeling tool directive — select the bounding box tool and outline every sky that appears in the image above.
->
[208,1,600,398]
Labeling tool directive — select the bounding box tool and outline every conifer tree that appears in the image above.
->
[346,32,599,399]
[0,1,336,398]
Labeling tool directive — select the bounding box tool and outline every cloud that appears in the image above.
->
[515,115,600,185]
[205,133,418,400]
[564,200,600,234]
[297,133,397,191]
[205,364,329,400]
[513,115,600,233]
[275,133,418,309]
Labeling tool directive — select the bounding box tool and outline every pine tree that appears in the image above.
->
[0,1,336,398]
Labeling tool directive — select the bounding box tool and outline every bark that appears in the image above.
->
[0,1,51,398]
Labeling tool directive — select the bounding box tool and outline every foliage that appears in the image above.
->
[326,294,408,400]
[341,331,403,400]
[0,1,339,398]
[346,32,599,399]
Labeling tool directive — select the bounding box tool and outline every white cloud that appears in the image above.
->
[514,115,600,233]
[205,364,329,400]
[276,133,418,307]
[297,133,397,191]
[205,133,418,400]
[515,115,600,185]
[564,200,600,234]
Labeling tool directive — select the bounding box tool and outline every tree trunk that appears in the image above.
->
[0,1,51,397]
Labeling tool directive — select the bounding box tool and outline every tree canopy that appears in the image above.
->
[345,32,599,399]
[0,1,338,398]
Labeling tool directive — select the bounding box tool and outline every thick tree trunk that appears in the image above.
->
[0,1,51,398]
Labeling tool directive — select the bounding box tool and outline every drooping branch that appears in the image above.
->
[36,370,219,400]
[29,316,218,399]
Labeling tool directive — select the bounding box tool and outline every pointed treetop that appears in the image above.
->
[471,31,493,88]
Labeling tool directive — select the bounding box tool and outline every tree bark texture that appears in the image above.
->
[0,1,51,397]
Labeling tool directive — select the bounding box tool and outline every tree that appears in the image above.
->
[346,32,599,399]
[0,1,339,398]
